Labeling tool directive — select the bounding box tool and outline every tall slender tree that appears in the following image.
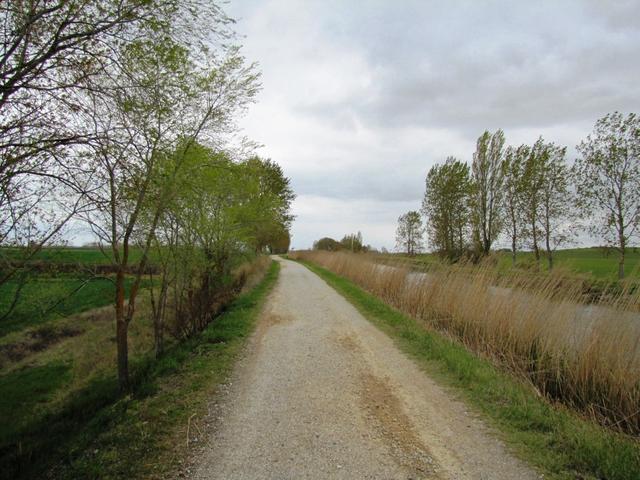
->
[521,137,547,267]
[471,129,505,255]
[538,143,572,269]
[501,144,528,266]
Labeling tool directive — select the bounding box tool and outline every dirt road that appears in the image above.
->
[190,258,540,479]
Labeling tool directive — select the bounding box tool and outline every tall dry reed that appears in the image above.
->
[290,250,640,434]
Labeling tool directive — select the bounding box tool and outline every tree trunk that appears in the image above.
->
[531,218,540,267]
[545,218,553,270]
[115,269,129,391]
[619,240,626,280]
[511,223,517,266]
[618,219,626,280]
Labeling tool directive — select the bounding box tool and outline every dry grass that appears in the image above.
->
[290,250,640,435]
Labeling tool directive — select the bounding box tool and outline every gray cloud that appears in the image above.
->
[227,0,640,249]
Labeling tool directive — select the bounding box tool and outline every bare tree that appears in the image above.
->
[575,112,640,279]
[0,1,148,319]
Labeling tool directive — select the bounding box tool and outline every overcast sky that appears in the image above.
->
[226,0,640,250]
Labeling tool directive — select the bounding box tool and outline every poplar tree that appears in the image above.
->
[471,129,505,255]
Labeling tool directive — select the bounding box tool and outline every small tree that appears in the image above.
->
[575,112,640,279]
[395,211,424,256]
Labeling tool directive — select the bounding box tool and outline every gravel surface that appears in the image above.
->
[189,258,540,480]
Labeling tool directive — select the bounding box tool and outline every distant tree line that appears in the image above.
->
[313,231,372,253]
[397,112,639,278]
[0,1,294,390]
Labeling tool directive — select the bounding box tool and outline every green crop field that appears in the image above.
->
[0,276,149,337]
[0,246,148,265]
[386,247,640,280]
[497,247,640,279]
[0,246,159,336]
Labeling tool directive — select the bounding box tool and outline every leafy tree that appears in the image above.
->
[80,2,260,390]
[269,229,291,254]
[501,145,528,265]
[242,157,295,253]
[313,237,341,251]
[471,129,505,255]
[538,142,572,269]
[521,137,547,267]
[340,231,365,252]
[575,112,640,279]
[147,144,292,353]
[395,211,423,256]
[422,157,472,260]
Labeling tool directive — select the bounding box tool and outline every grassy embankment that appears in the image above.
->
[0,247,278,479]
[291,252,639,480]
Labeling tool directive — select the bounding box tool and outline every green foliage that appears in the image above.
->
[574,112,640,279]
[471,129,505,254]
[242,157,296,253]
[340,231,365,252]
[395,210,424,256]
[502,144,528,262]
[300,260,640,480]
[313,237,342,251]
[422,157,472,260]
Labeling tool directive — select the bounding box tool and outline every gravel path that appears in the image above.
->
[190,258,540,480]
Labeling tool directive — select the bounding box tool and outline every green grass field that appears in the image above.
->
[0,276,148,337]
[388,247,640,280]
[0,246,147,265]
[512,247,640,279]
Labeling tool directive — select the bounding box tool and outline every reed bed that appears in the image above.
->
[289,250,640,435]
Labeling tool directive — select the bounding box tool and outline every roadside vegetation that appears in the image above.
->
[1,1,293,387]
[0,259,278,480]
[1,1,293,477]
[294,257,640,480]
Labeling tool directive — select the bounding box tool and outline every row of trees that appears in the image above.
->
[313,231,371,252]
[0,1,294,389]
[397,112,639,278]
